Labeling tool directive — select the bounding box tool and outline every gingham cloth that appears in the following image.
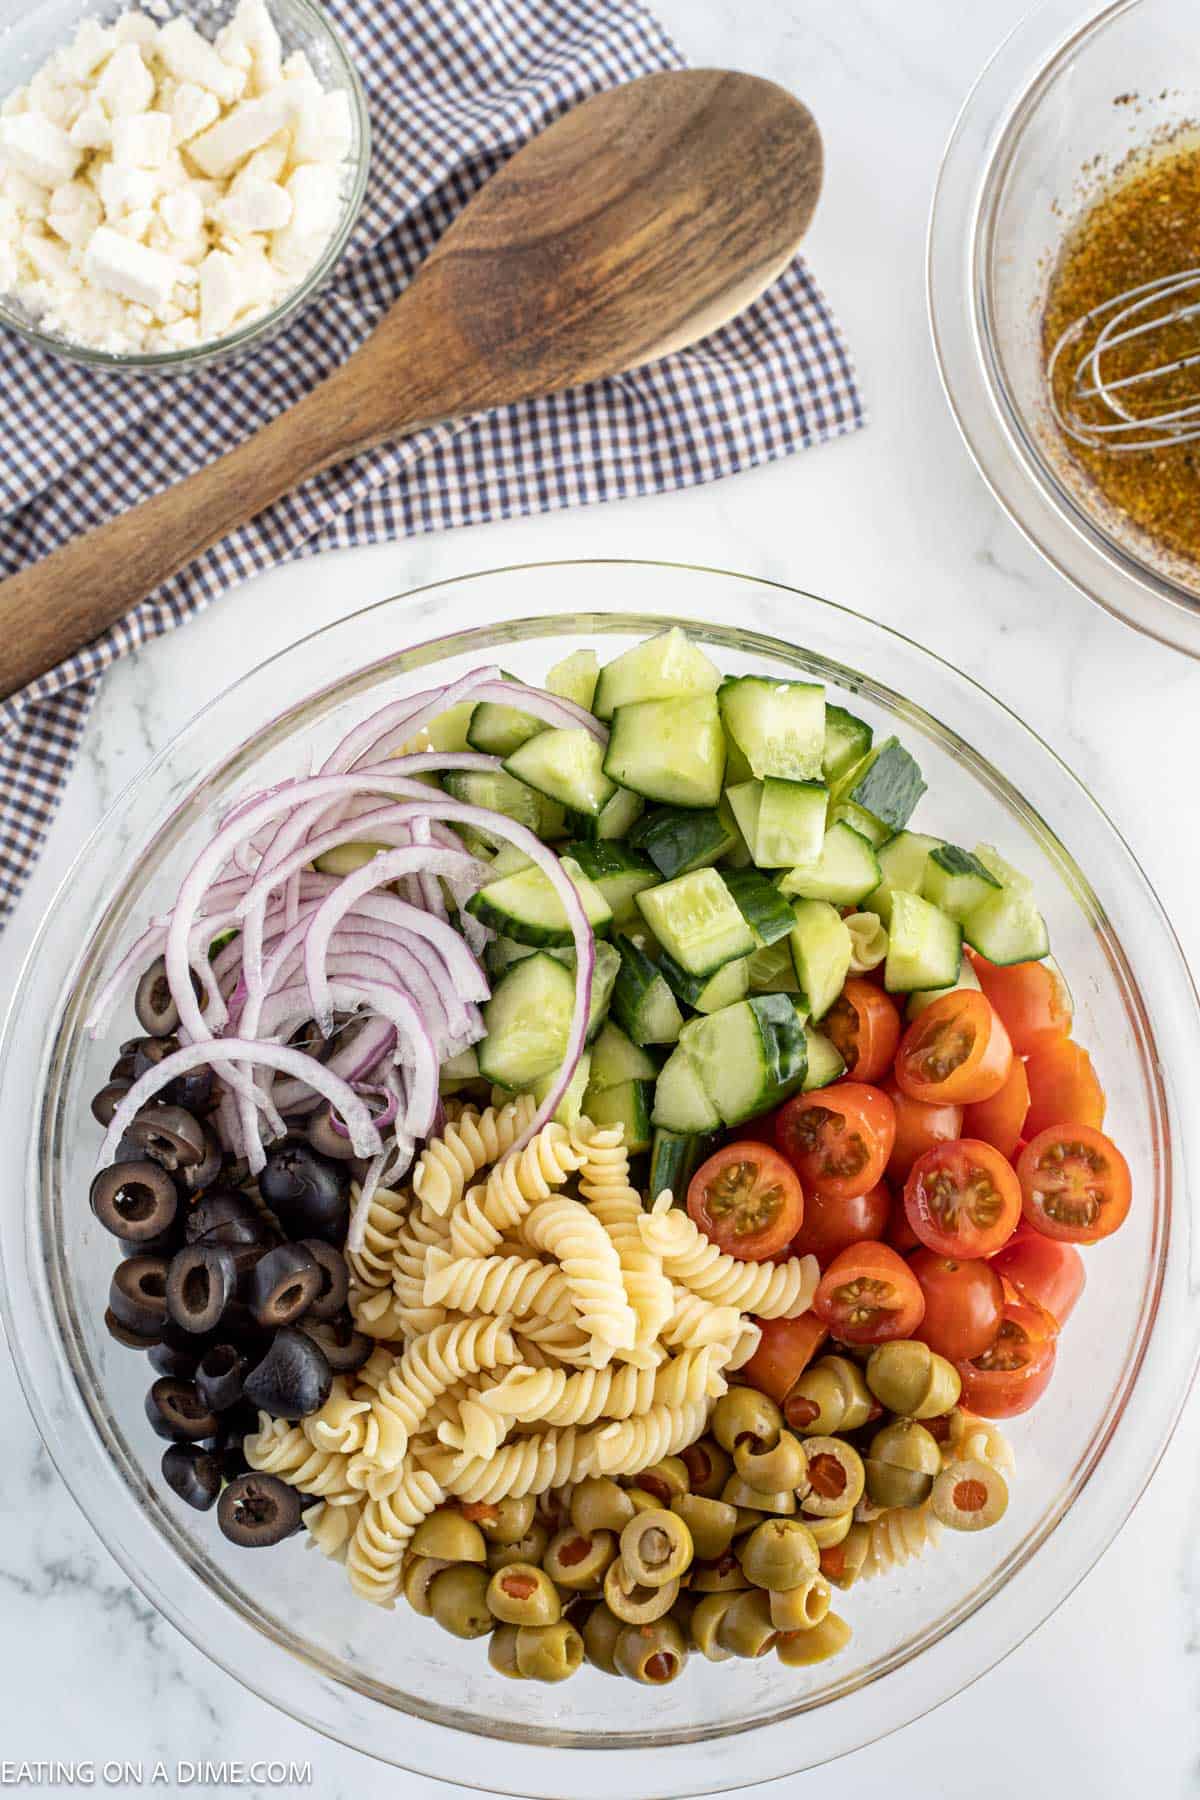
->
[0,0,864,931]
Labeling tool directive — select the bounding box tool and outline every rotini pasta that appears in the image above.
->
[423,1424,598,1506]
[411,1095,539,1219]
[353,1315,520,1476]
[447,1120,584,1259]
[304,1498,364,1563]
[349,1281,414,1343]
[573,1119,675,1353]
[422,1245,577,1323]
[844,911,889,974]
[944,1411,1015,1474]
[302,1375,377,1455]
[346,1467,444,1606]
[639,1196,819,1318]
[346,1180,408,1291]
[661,1287,746,1352]
[244,1414,358,1504]
[522,1194,637,1355]
[859,1502,943,1579]
[593,1397,713,1478]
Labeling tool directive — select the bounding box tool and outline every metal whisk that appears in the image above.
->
[1047,268,1200,452]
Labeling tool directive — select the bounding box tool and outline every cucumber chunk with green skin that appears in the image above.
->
[832,737,926,834]
[724,782,764,863]
[649,1128,719,1201]
[588,1020,660,1090]
[788,899,853,1020]
[611,933,684,1046]
[777,822,882,906]
[864,829,943,925]
[582,1077,653,1152]
[636,867,756,978]
[962,889,1050,965]
[658,949,750,1014]
[973,844,1036,895]
[678,993,808,1126]
[722,868,796,947]
[534,1052,592,1127]
[652,1045,722,1133]
[821,703,874,786]
[545,648,599,712]
[467,698,546,758]
[803,1025,847,1090]
[566,841,659,925]
[754,777,828,869]
[504,727,616,817]
[467,857,612,947]
[443,770,566,842]
[404,699,475,754]
[884,890,963,993]
[585,940,621,1039]
[593,627,722,721]
[747,939,801,993]
[905,955,983,1018]
[314,841,386,876]
[478,952,576,1089]
[629,806,737,880]
[717,675,825,781]
[921,844,1001,922]
[440,1046,480,1080]
[489,843,535,878]
[831,800,892,848]
[568,785,645,843]
[604,695,726,808]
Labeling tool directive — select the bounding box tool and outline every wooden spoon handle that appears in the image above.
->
[0,356,411,702]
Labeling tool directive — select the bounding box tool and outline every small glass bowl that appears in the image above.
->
[929,0,1200,658]
[0,0,370,375]
[1,562,1197,1796]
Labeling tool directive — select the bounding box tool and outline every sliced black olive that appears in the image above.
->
[170,1065,215,1116]
[218,1472,301,1547]
[109,1053,137,1083]
[195,1344,248,1412]
[118,1217,183,1260]
[296,1312,371,1373]
[243,1326,332,1420]
[104,1307,160,1351]
[109,1256,170,1334]
[306,1107,358,1161]
[180,1124,223,1196]
[161,1442,221,1511]
[131,1035,179,1080]
[126,1104,209,1173]
[184,1188,266,1248]
[165,1244,237,1334]
[145,1376,220,1441]
[148,1338,202,1380]
[91,1081,131,1127]
[90,1161,178,1244]
[259,1143,349,1245]
[135,956,180,1036]
[300,1240,349,1321]
[248,1243,321,1328]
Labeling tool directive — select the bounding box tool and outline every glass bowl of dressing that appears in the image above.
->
[929,0,1200,658]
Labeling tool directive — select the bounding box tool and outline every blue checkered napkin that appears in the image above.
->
[0,0,865,929]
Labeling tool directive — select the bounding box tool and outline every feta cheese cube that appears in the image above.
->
[84,222,180,308]
[114,12,160,51]
[2,168,50,221]
[169,81,221,146]
[95,45,157,119]
[292,88,353,165]
[158,186,204,241]
[229,0,283,95]
[113,204,155,241]
[0,114,83,188]
[24,231,76,284]
[47,179,101,246]
[96,160,161,217]
[112,110,172,168]
[69,106,113,151]
[196,245,242,335]
[1,87,29,120]
[29,68,76,128]
[216,173,290,236]
[236,133,289,186]
[158,18,244,105]
[186,88,292,178]
[271,160,338,271]
[61,19,117,83]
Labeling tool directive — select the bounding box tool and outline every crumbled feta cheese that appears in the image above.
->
[158,18,244,106]
[215,174,291,236]
[158,186,203,241]
[95,44,157,119]
[47,179,102,246]
[292,88,353,166]
[1,87,29,120]
[186,88,292,178]
[60,20,117,84]
[0,114,83,188]
[70,106,112,151]
[112,109,171,168]
[114,13,160,51]
[84,222,179,307]
[271,160,339,271]
[169,82,220,146]
[96,160,161,216]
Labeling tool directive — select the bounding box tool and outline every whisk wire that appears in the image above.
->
[1048,266,1200,451]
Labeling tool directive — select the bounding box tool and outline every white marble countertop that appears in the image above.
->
[2,0,1198,1794]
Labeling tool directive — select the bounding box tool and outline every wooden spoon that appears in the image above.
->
[0,68,822,700]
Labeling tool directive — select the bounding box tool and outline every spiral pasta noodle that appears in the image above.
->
[422,1245,577,1324]
[244,1415,358,1504]
[354,1315,521,1476]
[411,1095,539,1219]
[662,1287,745,1352]
[346,1181,409,1291]
[859,1503,943,1579]
[573,1119,675,1353]
[349,1281,414,1344]
[943,1411,1015,1474]
[522,1194,637,1355]
[391,1216,453,1339]
[304,1498,364,1563]
[302,1376,376,1455]
[447,1120,585,1259]
[594,1397,714,1477]
[639,1196,819,1318]
[844,911,889,974]
[346,1467,445,1606]
[423,1423,601,1506]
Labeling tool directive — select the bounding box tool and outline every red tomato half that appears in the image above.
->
[884,1078,963,1183]
[790,1180,891,1267]
[822,980,902,1085]
[886,1188,922,1255]
[970,951,1072,1055]
[894,991,1013,1106]
[910,1248,1005,1362]
[962,1056,1030,1159]
[813,1241,925,1345]
[1023,1040,1106,1137]
[741,1313,828,1405]
[688,1143,804,1261]
[991,1224,1086,1327]
[956,1298,1057,1417]
[775,1084,895,1203]
[1017,1125,1131,1244]
[904,1139,1023,1258]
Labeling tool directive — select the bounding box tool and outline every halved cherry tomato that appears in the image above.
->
[812,1241,925,1345]
[969,951,1072,1055]
[886,1187,922,1255]
[910,1248,1005,1362]
[956,1297,1057,1417]
[790,1180,891,1267]
[822,980,902,1084]
[775,1084,895,1202]
[741,1313,829,1405]
[904,1139,1022,1259]
[991,1223,1086,1327]
[687,1143,804,1262]
[1023,1040,1106,1137]
[737,1109,781,1150]
[894,991,1013,1105]
[884,1077,963,1183]
[1016,1124,1131,1244]
[962,1056,1030,1159]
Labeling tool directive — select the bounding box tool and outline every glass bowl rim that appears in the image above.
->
[926,0,1200,660]
[2,557,1198,1794]
[0,0,372,374]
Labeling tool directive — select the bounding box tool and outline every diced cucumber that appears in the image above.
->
[652,1045,722,1133]
[593,627,721,721]
[831,800,892,848]
[777,821,882,906]
[974,844,1036,896]
[467,694,546,758]
[484,935,536,979]
[722,868,796,948]
[637,868,756,978]
[566,840,659,925]
[905,955,983,1018]
[504,727,616,817]
[747,939,801,993]
[489,843,534,878]
[962,888,1050,965]
[533,1051,592,1127]
[586,940,621,1040]
[718,792,754,870]
[604,695,726,808]
[789,899,853,1021]
[725,779,828,870]
[649,1128,718,1201]
[589,1020,659,1090]
[921,844,1001,922]
[629,806,737,880]
[718,675,825,781]
[803,1025,846,1090]
[467,857,612,947]
[611,934,684,1046]
[443,770,566,843]
[724,783,764,864]
[440,1046,480,1080]
[582,1077,653,1153]
[679,993,808,1126]
[864,830,943,924]
[834,737,926,833]
[477,952,576,1089]
[313,841,386,876]
[401,699,474,754]
[822,703,874,786]
[568,785,645,844]
[658,950,750,1014]
[884,890,962,993]
[545,648,599,712]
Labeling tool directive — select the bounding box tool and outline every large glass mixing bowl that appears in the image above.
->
[1,561,1197,1796]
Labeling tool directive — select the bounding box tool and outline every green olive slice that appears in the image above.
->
[613,1616,689,1684]
[514,1621,584,1682]
[868,1418,942,1475]
[798,1508,853,1550]
[570,1476,636,1535]
[486,1561,562,1627]
[603,1556,680,1623]
[689,1548,752,1593]
[619,1510,694,1587]
[768,1572,831,1633]
[798,1437,865,1517]
[486,1521,549,1572]
[465,1494,537,1545]
[930,1459,1009,1530]
[635,1456,690,1505]
[738,1517,820,1591]
[722,1473,796,1515]
[733,1430,808,1493]
[864,1461,934,1510]
[410,1507,489,1564]
[671,1492,738,1562]
[680,1437,733,1499]
[581,1601,625,1674]
[776,1611,852,1666]
[428,1564,494,1639]
[544,1527,617,1590]
[689,1590,739,1660]
[824,1522,870,1590]
[401,1554,453,1616]
[488,1624,524,1678]
[711,1387,783,1455]
[716,1588,778,1658]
